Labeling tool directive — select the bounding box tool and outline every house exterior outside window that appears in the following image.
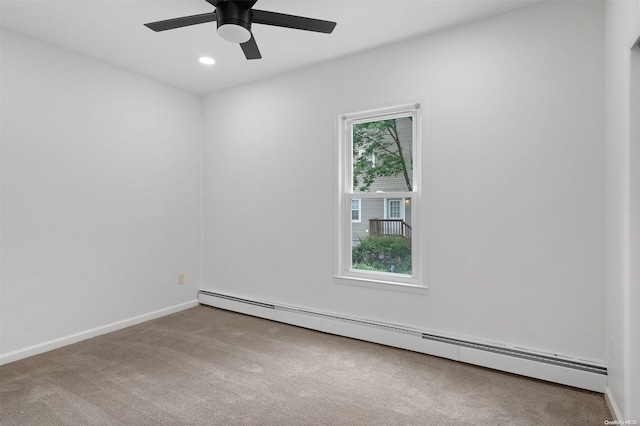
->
[335,103,424,292]
[351,199,361,222]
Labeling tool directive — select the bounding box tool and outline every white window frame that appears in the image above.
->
[351,198,361,223]
[334,103,425,293]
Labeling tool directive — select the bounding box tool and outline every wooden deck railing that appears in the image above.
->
[369,219,412,241]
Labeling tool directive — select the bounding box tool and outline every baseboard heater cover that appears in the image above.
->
[421,333,605,375]
[198,290,607,392]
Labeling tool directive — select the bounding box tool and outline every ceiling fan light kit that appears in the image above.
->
[215,1,252,43]
[144,0,336,60]
[218,24,251,43]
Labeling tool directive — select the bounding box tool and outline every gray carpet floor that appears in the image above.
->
[1,305,611,425]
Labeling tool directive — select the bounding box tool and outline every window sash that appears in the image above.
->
[349,113,414,194]
[345,193,416,281]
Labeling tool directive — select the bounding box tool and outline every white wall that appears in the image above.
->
[203,1,605,361]
[0,30,202,361]
[604,0,640,419]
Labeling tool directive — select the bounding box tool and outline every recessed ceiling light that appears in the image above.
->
[198,56,216,65]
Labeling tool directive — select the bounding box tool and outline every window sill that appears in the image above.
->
[333,275,428,295]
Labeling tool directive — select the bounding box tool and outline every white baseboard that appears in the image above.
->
[0,299,199,366]
[199,290,608,392]
[605,387,622,421]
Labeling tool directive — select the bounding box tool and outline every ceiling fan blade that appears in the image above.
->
[240,33,262,60]
[252,10,336,34]
[145,12,217,32]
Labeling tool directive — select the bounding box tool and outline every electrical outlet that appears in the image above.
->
[178,272,185,285]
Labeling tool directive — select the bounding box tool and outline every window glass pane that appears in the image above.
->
[351,196,412,275]
[387,199,402,219]
[352,116,413,193]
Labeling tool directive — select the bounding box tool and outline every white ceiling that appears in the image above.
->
[0,0,541,96]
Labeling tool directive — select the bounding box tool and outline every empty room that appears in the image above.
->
[1,0,638,424]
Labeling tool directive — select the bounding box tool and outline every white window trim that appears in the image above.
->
[334,103,425,292]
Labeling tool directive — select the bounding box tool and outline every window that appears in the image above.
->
[335,103,423,291]
[358,149,376,168]
[351,199,361,222]
[386,198,403,220]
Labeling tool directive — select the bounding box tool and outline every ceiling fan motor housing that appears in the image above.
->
[144,0,336,59]
[216,2,252,41]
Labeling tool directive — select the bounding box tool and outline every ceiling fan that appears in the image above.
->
[144,0,337,60]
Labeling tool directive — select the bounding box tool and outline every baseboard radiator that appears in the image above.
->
[198,290,607,392]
